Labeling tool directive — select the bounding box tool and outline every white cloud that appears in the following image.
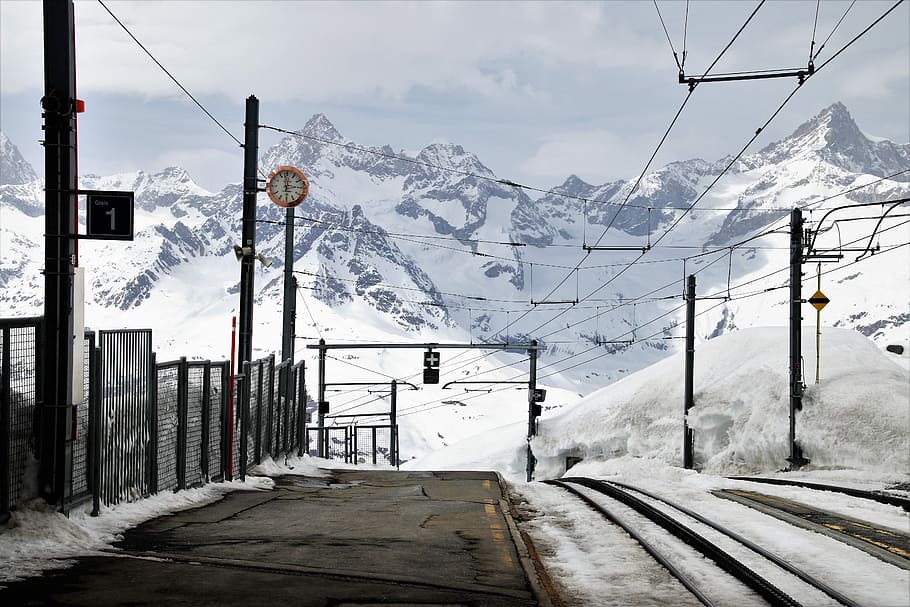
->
[2,1,668,102]
[835,54,910,100]
[521,128,658,184]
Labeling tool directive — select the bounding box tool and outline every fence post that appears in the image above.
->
[176,357,188,491]
[240,361,251,482]
[282,362,291,454]
[1,327,12,524]
[296,362,305,457]
[372,427,377,465]
[351,426,356,465]
[148,353,159,494]
[266,355,275,459]
[90,346,102,516]
[255,360,264,464]
[201,362,211,483]
[221,362,231,482]
[390,380,398,469]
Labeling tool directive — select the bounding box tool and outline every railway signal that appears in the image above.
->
[423,350,440,384]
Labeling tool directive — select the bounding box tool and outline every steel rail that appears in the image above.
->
[544,480,715,607]
[610,480,860,607]
[559,477,802,607]
[727,476,910,512]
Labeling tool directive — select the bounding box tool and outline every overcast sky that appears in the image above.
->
[1,1,907,192]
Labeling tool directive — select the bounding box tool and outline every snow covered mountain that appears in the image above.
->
[1,102,908,460]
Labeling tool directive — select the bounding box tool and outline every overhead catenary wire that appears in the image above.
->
[392,235,909,419]
[97,0,243,148]
[309,195,907,412]
[812,0,857,61]
[654,0,683,71]
[305,190,907,411]
[483,1,767,339]
[95,0,907,417]
[486,1,904,345]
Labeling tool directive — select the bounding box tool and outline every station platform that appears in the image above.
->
[1,470,555,606]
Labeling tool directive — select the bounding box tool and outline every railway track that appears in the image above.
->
[726,476,910,511]
[546,477,864,607]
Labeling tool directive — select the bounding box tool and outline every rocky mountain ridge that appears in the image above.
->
[1,103,908,388]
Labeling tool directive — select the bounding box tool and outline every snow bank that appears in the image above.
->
[531,326,908,478]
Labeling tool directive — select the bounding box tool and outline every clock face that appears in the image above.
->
[266,166,309,207]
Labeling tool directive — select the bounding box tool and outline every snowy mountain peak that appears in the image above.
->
[0,131,39,185]
[415,142,493,178]
[301,113,343,142]
[558,174,595,195]
[757,102,910,180]
[796,102,865,149]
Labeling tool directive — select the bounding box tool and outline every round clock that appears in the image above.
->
[265,165,309,208]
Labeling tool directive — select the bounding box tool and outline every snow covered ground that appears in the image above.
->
[1,326,908,604]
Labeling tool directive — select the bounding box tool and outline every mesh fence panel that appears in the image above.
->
[270,364,281,457]
[70,332,94,500]
[185,364,205,489]
[208,363,225,482]
[2,320,39,511]
[355,426,393,466]
[231,374,242,478]
[156,364,179,493]
[248,362,261,467]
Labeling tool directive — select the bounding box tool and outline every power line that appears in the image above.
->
[811,0,858,62]
[97,0,242,148]
[482,2,766,340]
[486,0,904,346]
[390,222,909,418]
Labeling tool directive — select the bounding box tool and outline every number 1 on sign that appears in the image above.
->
[106,207,116,231]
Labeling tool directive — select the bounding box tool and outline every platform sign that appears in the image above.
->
[808,290,830,312]
[86,190,134,240]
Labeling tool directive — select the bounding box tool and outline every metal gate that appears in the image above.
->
[97,329,154,505]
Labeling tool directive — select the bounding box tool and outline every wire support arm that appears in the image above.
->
[679,64,815,90]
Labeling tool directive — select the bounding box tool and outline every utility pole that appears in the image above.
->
[38,0,77,505]
[390,379,398,469]
[281,207,296,365]
[317,338,326,458]
[526,340,538,482]
[683,274,696,470]
[788,208,809,469]
[238,95,259,367]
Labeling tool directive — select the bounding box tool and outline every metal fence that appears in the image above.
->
[307,424,397,467]
[1,317,42,524]
[1,322,314,519]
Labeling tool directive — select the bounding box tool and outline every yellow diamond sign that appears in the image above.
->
[808,290,830,311]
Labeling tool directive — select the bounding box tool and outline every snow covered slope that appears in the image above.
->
[411,326,910,481]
